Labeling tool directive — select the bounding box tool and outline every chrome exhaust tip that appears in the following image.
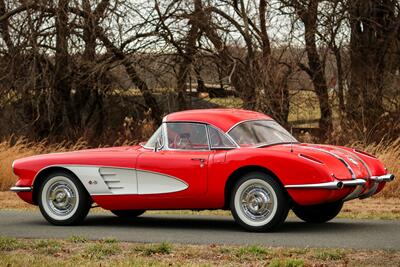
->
[371,174,395,182]
[337,181,344,189]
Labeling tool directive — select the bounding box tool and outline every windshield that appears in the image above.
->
[144,126,162,148]
[228,120,297,147]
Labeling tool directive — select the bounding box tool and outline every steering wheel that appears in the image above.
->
[173,133,193,149]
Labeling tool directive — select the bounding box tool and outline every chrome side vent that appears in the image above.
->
[98,167,138,194]
[99,169,124,191]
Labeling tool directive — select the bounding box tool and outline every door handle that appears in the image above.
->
[191,158,206,162]
[191,158,206,168]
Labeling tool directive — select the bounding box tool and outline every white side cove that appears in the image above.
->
[136,170,188,194]
[59,165,188,195]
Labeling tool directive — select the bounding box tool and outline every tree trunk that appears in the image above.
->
[52,0,72,135]
[300,0,332,135]
[175,2,202,110]
[257,0,290,125]
[0,0,15,53]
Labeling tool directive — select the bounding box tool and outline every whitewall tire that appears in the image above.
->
[230,172,289,231]
[38,171,91,225]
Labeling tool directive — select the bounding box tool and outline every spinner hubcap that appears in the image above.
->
[240,184,274,221]
[46,180,77,216]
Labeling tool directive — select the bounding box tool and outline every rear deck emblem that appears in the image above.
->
[347,157,358,165]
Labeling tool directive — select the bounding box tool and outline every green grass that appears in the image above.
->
[314,248,345,261]
[68,235,88,243]
[33,239,63,254]
[0,237,399,266]
[83,243,121,259]
[134,242,172,256]
[236,245,273,259]
[0,236,24,251]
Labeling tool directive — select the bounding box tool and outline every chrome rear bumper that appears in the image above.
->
[285,174,395,190]
[285,179,366,190]
[285,174,395,201]
[10,186,32,192]
[358,174,395,199]
[370,174,395,182]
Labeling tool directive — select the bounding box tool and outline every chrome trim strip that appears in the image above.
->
[226,118,273,133]
[359,183,379,199]
[205,123,212,149]
[298,153,324,165]
[325,146,372,177]
[343,185,365,201]
[164,122,211,151]
[207,124,240,149]
[285,181,344,189]
[301,146,356,179]
[10,186,32,192]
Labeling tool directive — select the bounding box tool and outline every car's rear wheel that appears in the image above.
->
[111,210,146,218]
[292,201,343,223]
[230,172,289,232]
[38,171,91,226]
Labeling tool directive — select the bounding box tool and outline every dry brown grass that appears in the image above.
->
[351,138,400,198]
[0,138,87,191]
[0,237,399,266]
[0,137,398,198]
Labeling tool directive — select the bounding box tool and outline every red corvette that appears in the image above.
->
[11,109,395,231]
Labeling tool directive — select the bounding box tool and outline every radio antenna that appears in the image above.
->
[290,125,294,153]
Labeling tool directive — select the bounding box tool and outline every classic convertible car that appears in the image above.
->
[11,109,395,231]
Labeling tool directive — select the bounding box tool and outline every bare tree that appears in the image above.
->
[347,0,400,133]
[282,0,333,135]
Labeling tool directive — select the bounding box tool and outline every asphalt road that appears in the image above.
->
[0,210,399,249]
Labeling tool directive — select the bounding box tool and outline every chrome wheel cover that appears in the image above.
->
[240,183,274,221]
[41,176,79,221]
[234,178,278,227]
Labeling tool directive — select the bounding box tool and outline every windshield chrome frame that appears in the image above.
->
[164,122,210,151]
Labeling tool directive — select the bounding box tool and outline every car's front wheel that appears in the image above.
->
[292,201,343,223]
[230,172,289,232]
[111,210,146,218]
[38,171,91,225]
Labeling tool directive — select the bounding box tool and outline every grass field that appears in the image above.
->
[0,236,399,267]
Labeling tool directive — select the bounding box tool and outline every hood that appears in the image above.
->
[13,145,141,170]
[265,143,375,180]
[25,146,140,158]
[73,146,140,153]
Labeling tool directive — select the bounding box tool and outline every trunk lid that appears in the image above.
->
[265,143,370,180]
